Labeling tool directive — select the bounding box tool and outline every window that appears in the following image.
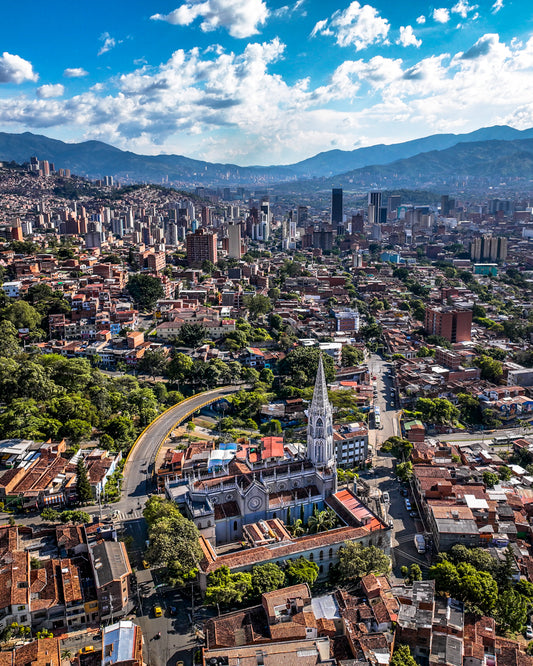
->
[309,552,314,561]
[329,548,333,559]
[319,550,323,561]
[319,565,323,573]
[233,521,238,531]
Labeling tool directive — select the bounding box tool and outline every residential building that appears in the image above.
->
[424,306,473,343]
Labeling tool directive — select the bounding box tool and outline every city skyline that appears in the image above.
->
[0,0,532,165]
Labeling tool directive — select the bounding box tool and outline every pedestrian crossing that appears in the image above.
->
[111,509,144,521]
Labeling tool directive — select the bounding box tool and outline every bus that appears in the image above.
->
[374,405,381,429]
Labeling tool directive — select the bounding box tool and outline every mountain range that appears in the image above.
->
[1,125,533,188]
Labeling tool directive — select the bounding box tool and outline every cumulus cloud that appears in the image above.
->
[460,33,498,59]
[0,52,37,84]
[433,8,450,23]
[311,2,390,51]
[36,84,64,98]
[397,26,422,48]
[64,67,88,78]
[150,0,268,39]
[451,0,477,18]
[492,0,503,12]
[416,15,426,24]
[3,31,533,164]
[98,33,117,56]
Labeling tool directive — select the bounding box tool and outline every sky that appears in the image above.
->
[0,0,533,165]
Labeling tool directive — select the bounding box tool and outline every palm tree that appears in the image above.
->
[290,519,305,537]
[308,510,338,534]
[61,649,72,661]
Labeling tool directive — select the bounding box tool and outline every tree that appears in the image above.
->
[381,436,412,461]
[338,542,390,585]
[341,345,364,367]
[308,509,337,534]
[143,496,183,526]
[251,563,286,596]
[40,508,60,522]
[429,560,460,594]
[60,510,90,524]
[104,416,136,450]
[178,323,207,348]
[76,459,93,504]
[499,466,512,482]
[205,566,253,607]
[290,519,305,537]
[396,461,413,482]
[391,645,417,666]
[483,470,499,489]
[281,347,335,386]
[244,294,272,318]
[457,393,482,424]
[260,419,282,435]
[2,301,42,331]
[137,349,168,378]
[474,355,503,383]
[0,321,21,358]
[497,589,527,633]
[126,274,164,310]
[167,352,194,384]
[36,629,53,639]
[61,419,92,444]
[285,558,319,586]
[146,509,202,586]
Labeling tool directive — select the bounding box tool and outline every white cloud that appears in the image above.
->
[273,0,305,18]
[4,32,533,164]
[451,0,477,18]
[98,33,117,56]
[36,84,64,98]
[0,52,37,84]
[432,8,450,23]
[311,2,390,51]
[416,15,426,24]
[397,26,422,48]
[492,0,503,12]
[64,68,88,78]
[150,0,268,39]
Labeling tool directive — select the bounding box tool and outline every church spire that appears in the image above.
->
[311,354,330,413]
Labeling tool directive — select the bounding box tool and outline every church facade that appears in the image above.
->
[166,357,338,546]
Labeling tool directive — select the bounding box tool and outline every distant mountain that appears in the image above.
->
[289,125,533,178]
[1,126,533,187]
[0,131,297,186]
[322,138,533,190]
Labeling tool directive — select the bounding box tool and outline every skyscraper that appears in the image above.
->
[227,222,242,259]
[331,188,343,232]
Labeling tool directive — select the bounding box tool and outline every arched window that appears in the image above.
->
[273,512,277,519]
[315,418,324,439]
[319,565,323,574]
[329,548,333,559]
[309,552,314,561]
[319,550,324,561]
[233,520,238,531]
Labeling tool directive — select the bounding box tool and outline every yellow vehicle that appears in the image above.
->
[154,606,163,617]
[142,560,150,569]
[79,646,94,655]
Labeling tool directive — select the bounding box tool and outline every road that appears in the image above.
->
[365,354,429,577]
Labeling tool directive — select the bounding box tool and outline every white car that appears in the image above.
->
[405,499,412,511]
[526,626,533,640]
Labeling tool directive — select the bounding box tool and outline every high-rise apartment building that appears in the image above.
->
[331,188,343,232]
[186,228,218,266]
[470,236,508,262]
[424,306,472,343]
[227,222,242,259]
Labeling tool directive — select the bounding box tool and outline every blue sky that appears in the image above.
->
[0,0,532,165]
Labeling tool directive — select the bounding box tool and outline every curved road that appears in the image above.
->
[121,385,243,507]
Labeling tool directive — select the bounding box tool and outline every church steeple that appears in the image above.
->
[307,355,335,470]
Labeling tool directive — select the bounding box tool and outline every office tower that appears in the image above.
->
[104,176,114,187]
[440,195,454,217]
[370,224,382,241]
[166,223,178,245]
[424,306,472,343]
[368,191,382,211]
[351,214,364,234]
[186,228,218,266]
[112,218,124,238]
[228,222,242,259]
[201,206,211,227]
[331,188,343,232]
[297,205,309,227]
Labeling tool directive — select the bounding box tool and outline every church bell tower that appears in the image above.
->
[307,355,335,471]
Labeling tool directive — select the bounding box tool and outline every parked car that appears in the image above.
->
[405,499,412,510]
[525,626,533,640]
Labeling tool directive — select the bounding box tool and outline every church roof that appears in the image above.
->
[311,355,331,413]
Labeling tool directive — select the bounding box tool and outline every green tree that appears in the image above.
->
[396,461,413,482]
[429,560,460,593]
[167,352,194,384]
[308,509,338,534]
[474,355,503,383]
[40,508,60,522]
[104,416,136,451]
[341,345,364,367]
[143,496,183,526]
[391,645,417,666]
[61,419,92,444]
[260,419,282,436]
[178,322,207,347]
[483,470,499,489]
[0,321,22,358]
[497,589,527,633]
[338,542,390,585]
[281,347,335,386]
[60,510,90,524]
[137,349,168,378]
[126,274,164,310]
[381,436,412,461]
[499,466,512,482]
[76,459,93,504]
[244,294,272,318]
[285,557,319,586]
[251,563,286,597]
[2,300,42,331]
[205,566,253,607]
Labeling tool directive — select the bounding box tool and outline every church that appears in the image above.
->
[166,356,338,546]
